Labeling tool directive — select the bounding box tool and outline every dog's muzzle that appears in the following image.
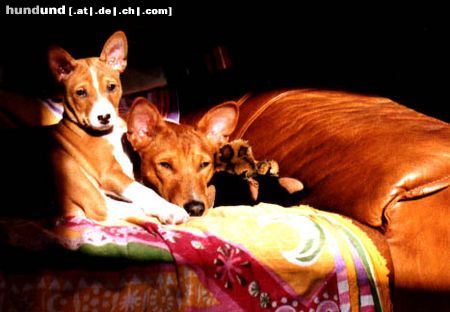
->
[183,200,205,216]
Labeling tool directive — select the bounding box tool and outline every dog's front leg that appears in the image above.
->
[122,181,189,224]
[100,162,189,224]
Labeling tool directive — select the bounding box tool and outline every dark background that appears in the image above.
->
[0,2,448,120]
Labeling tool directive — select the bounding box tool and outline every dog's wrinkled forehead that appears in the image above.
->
[91,58,121,81]
[171,123,215,151]
[143,122,214,155]
[66,58,121,87]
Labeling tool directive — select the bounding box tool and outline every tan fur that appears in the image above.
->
[43,31,188,225]
[50,118,132,219]
[139,124,216,210]
[127,98,239,216]
[45,32,130,220]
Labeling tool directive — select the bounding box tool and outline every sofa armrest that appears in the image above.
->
[231,89,450,308]
[232,89,450,228]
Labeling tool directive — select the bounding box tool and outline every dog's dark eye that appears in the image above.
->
[200,162,211,169]
[159,162,172,170]
[107,83,116,92]
[75,89,87,98]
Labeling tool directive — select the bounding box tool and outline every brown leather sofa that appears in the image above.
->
[2,87,448,310]
[223,89,450,311]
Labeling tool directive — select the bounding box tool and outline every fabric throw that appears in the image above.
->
[0,203,391,311]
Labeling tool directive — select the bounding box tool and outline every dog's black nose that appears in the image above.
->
[183,201,205,216]
[97,114,111,125]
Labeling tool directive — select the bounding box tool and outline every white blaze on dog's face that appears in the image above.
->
[48,31,128,131]
[127,98,239,216]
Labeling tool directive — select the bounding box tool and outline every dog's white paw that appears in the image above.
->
[123,182,189,224]
[151,203,189,225]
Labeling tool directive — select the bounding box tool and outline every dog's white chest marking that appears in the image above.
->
[105,124,134,178]
[87,66,132,178]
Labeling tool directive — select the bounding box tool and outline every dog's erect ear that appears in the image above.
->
[197,101,239,147]
[100,31,128,73]
[48,47,76,82]
[127,97,163,150]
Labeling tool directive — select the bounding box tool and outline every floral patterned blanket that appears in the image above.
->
[0,203,391,311]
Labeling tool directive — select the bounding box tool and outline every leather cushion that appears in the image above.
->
[232,89,450,227]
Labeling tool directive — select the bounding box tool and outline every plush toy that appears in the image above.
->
[211,139,304,207]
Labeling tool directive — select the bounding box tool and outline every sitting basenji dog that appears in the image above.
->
[126,98,240,216]
[0,31,188,225]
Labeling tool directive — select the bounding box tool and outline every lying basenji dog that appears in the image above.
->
[126,98,240,216]
[0,31,188,225]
